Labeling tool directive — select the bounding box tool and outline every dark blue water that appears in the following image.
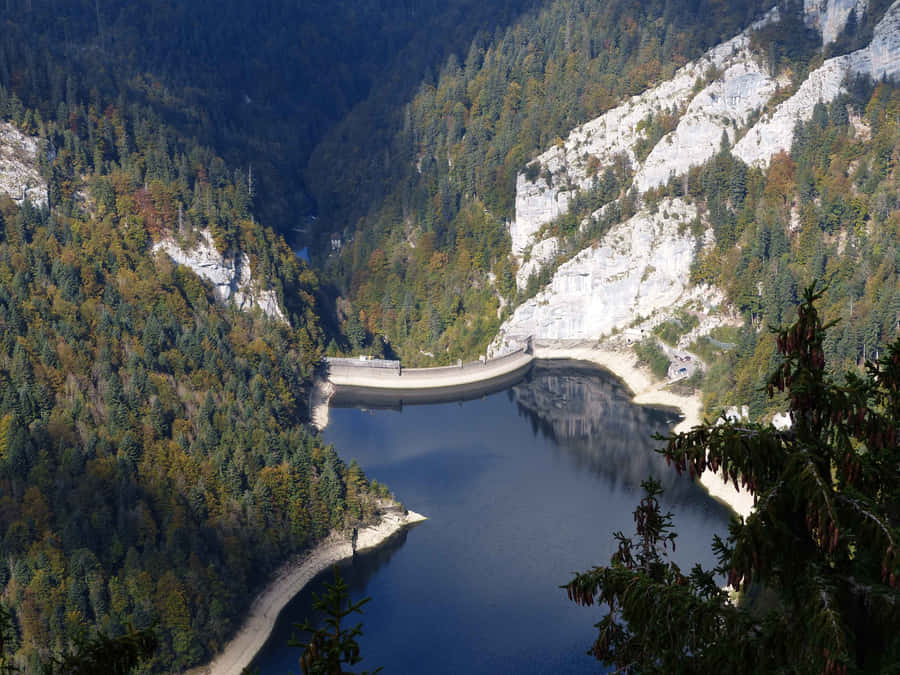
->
[253,361,732,674]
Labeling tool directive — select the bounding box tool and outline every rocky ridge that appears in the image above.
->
[512,2,900,288]
[633,59,777,192]
[154,231,288,323]
[736,1,900,167]
[732,54,851,167]
[510,8,779,263]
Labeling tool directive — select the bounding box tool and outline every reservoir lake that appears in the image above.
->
[253,360,732,673]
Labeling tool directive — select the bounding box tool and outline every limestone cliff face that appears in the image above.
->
[736,1,900,167]
[732,54,851,167]
[494,199,698,352]
[804,0,868,45]
[633,60,777,192]
[154,230,288,322]
[515,237,559,290]
[0,122,47,207]
[506,0,900,312]
[510,9,779,264]
[858,0,900,79]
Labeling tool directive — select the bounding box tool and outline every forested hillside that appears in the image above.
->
[316,0,775,364]
[0,0,583,668]
[320,0,900,422]
[0,0,898,670]
[484,0,900,420]
[0,0,538,242]
[0,23,394,673]
[657,77,900,416]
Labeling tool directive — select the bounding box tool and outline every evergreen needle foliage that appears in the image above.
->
[290,567,381,675]
[39,625,158,675]
[566,285,900,674]
[0,605,156,675]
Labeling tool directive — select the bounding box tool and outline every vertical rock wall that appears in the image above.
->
[803,0,868,45]
[494,199,699,352]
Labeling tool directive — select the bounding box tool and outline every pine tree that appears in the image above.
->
[566,285,900,673]
[290,567,381,675]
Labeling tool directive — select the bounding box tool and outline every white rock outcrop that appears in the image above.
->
[512,173,570,258]
[516,237,559,290]
[494,199,699,351]
[154,230,288,323]
[633,60,777,192]
[735,0,900,167]
[511,2,900,278]
[804,0,867,45]
[772,412,793,429]
[510,12,783,288]
[0,122,47,207]
[861,0,900,79]
[502,1,900,342]
[733,54,851,167]
[510,9,781,263]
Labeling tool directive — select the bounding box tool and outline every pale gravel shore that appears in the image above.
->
[194,507,427,675]
[532,343,755,519]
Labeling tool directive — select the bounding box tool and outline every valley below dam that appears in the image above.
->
[252,360,733,674]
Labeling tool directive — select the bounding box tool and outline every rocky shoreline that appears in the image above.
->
[196,506,427,675]
[532,342,755,519]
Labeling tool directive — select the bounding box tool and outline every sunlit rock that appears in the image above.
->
[634,61,777,192]
[736,1,900,167]
[516,237,560,291]
[495,199,698,351]
[154,230,288,323]
[0,122,47,207]
[804,0,868,46]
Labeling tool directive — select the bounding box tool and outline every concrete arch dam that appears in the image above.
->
[324,343,534,407]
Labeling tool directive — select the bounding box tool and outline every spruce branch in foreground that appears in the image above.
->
[566,284,900,674]
[290,567,382,675]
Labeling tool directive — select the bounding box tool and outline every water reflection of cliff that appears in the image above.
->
[512,360,696,499]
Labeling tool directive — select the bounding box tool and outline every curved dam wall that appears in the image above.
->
[324,344,534,404]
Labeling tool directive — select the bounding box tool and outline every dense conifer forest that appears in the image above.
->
[0,0,541,242]
[0,2,403,667]
[0,101,396,670]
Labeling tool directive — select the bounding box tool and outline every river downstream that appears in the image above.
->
[253,360,732,673]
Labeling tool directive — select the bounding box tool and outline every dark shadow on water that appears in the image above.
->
[250,527,414,671]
